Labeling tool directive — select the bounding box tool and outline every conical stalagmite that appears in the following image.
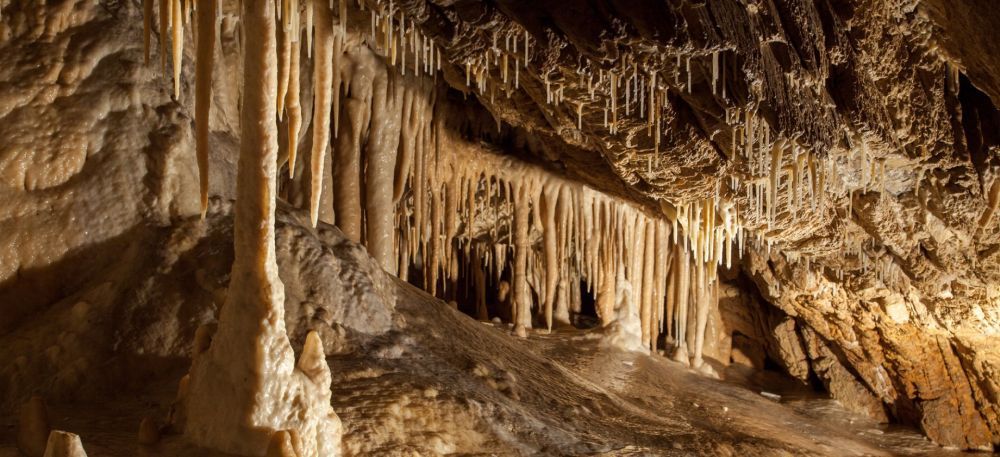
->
[42,431,87,457]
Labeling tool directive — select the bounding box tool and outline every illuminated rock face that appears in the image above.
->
[1,0,1000,453]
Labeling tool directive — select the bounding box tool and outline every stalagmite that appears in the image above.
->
[42,431,87,457]
[195,0,216,218]
[310,0,334,227]
[180,1,342,455]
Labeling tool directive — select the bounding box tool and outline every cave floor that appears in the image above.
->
[0,280,962,456]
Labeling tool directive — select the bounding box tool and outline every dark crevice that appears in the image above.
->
[958,72,1000,184]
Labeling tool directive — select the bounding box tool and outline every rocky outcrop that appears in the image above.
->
[800,327,888,423]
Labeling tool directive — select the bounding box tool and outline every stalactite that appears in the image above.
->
[640,220,655,349]
[309,0,334,227]
[305,0,313,56]
[277,11,291,117]
[287,31,303,179]
[365,73,402,271]
[194,0,216,218]
[768,140,784,225]
[672,241,691,366]
[652,220,668,351]
[427,168,442,296]
[171,0,183,99]
[541,186,558,331]
[443,173,459,295]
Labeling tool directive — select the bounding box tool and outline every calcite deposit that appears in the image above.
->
[1,0,999,455]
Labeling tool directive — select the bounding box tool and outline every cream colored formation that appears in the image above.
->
[392,114,743,371]
[143,0,344,456]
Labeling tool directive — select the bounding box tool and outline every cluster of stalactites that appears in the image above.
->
[294,28,743,361]
[143,0,362,225]
[371,87,744,364]
[458,27,731,158]
[366,0,442,79]
[724,106,910,289]
[462,26,532,107]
